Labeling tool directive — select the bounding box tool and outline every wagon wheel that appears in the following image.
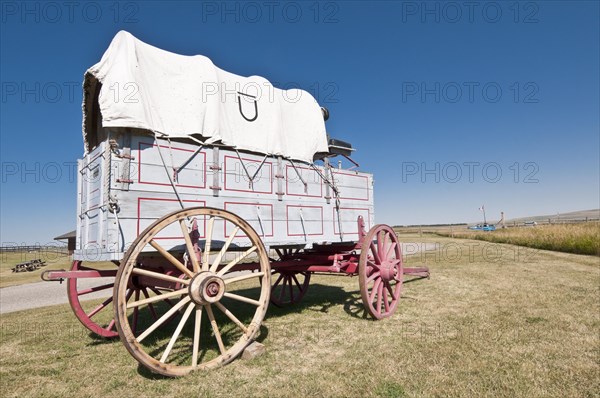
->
[269,248,311,307]
[114,207,271,376]
[270,270,311,307]
[358,225,403,320]
[67,261,173,338]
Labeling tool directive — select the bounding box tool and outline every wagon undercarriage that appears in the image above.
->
[44,209,429,376]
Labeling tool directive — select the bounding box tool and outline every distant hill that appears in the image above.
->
[505,209,599,224]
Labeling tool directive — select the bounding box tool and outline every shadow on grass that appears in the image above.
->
[86,333,119,346]
[88,277,427,378]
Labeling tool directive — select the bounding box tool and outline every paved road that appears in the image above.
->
[0,277,114,314]
[0,242,438,314]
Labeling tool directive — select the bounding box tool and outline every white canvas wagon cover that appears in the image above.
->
[83,31,328,162]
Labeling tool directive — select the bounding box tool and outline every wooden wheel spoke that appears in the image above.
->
[291,274,303,291]
[217,246,257,276]
[383,232,391,257]
[210,226,239,272]
[160,302,195,363]
[377,231,385,259]
[125,288,134,302]
[223,292,261,306]
[137,296,191,343]
[278,277,288,301]
[107,319,116,332]
[127,288,188,309]
[192,305,202,367]
[367,271,381,284]
[205,304,225,355]
[77,282,114,296]
[288,276,294,302]
[367,260,380,272]
[385,241,397,260]
[141,288,158,320]
[179,219,201,273]
[385,281,397,300]
[203,216,215,271]
[370,242,381,264]
[148,287,177,309]
[369,278,381,303]
[214,302,248,333]
[274,248,283,259]
[224,272,265,285]
[383,286,390,313]
[376,281,384,315]
[149,239,194,278]
[132,268,190,285]
[272,273,284,288]
[87,295,113,319]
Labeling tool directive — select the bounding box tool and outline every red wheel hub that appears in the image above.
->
[379,260,398,282]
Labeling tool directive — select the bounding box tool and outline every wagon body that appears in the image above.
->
[75,132,374,262]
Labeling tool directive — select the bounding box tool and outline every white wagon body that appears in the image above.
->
[75,132,374,261]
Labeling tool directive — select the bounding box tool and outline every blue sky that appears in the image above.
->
[1,1,598,244]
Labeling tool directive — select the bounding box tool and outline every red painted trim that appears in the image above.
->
[137,197,206,239]
[286,205,324,236]
[285,165,323,198]
[223,201,274,237]
[138,142,207,189]
[223,155,273,194]
[333,207,371,235]
[332,170,370,201]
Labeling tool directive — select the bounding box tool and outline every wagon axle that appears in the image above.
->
[188,272,225,304]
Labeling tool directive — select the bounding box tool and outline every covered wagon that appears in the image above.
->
[43,31,429,376]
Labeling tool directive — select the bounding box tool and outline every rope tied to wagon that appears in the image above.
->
[153,132,186,211]
[309,163,339,199]
[287,158,308,194]
[311,161,343,238]
[234,148,270,189]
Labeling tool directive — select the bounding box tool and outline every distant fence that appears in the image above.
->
[505,217,600,228]
[0,245,68,253]
[0,245,70,265]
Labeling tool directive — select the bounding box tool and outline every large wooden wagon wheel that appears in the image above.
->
[358,225,403,320]
[270,248,311,307]
[114,207,271,376]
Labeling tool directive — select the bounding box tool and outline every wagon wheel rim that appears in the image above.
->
[358,225,403,320]
[114,207,271,377]
[67,260,120,338]
[270,270,311,307]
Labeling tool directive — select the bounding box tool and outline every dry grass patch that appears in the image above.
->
[0,250,117,288]
[436,223,600,256]
[0,250,73,288]
[1,237,598,397]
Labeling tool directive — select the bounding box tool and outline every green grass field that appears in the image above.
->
[1,236,598,397]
